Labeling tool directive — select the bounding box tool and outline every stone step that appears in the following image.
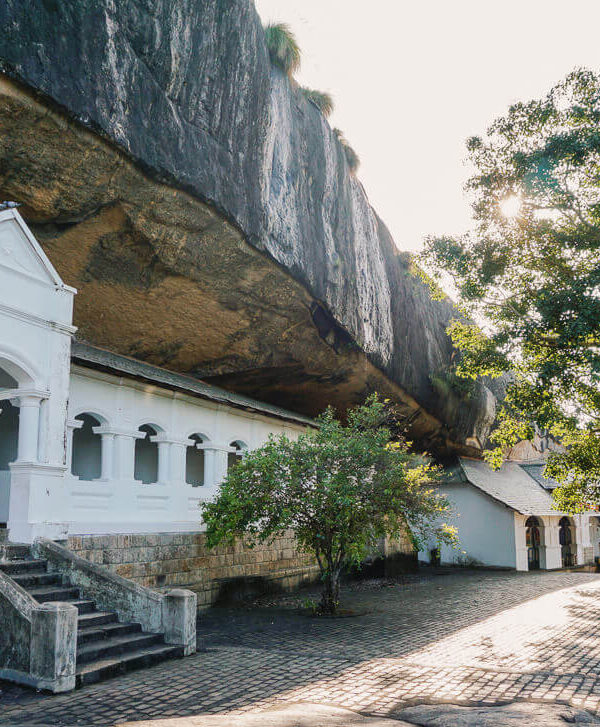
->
[77,621,142,646]
[0,550,186,688]
[77,610,119,628]
[77,632,164,665]
[26,584,81,602]
[76,643,184,686]
[10,572,62,588]
[0,543,32,561]
[67,599,97,615]
[0,559,47,575]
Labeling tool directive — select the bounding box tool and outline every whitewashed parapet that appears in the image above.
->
[0,568,77,692]
[34,538,196,655]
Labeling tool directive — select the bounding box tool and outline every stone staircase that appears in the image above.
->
[0,543,184,686]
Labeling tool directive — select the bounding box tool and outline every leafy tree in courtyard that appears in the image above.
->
[420,69,600,512]
[202,395,455,615]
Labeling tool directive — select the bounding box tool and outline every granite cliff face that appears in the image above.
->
[0,0,501,454]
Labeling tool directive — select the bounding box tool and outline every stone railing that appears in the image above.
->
[33,539,196,655]
[0,567,77,692]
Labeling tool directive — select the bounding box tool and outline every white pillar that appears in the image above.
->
[113,432,144,480]
[575,514,591,565]
[156,441,170,484]
[544,517,562,569]
[513,514,528,571]
[65,419,83,473]
[203,447,217,489]
[200,444,232,497]
[169,442,188,483]
[97,432,115,481]
[16,394,44,463]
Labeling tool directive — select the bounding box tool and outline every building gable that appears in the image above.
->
[0,208,65,288]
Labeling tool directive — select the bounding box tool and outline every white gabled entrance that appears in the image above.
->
[0,207,76,542]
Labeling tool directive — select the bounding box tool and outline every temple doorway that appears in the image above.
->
[526,516,542,570]
[559,517,575,567]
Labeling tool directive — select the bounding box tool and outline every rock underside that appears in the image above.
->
[0,0,507,456]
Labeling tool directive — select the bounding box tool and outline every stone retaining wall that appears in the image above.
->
[67,527,417,609]
[67,531,320,609]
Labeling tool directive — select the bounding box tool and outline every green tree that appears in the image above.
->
[420,69,600,512]
[202,395,455,615]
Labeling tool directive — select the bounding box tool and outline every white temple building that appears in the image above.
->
[0,207,311,544]
[421,458,598,571]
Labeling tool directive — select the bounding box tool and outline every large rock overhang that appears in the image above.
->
[0,0,500,456]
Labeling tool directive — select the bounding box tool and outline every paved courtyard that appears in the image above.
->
[3,569,600,725]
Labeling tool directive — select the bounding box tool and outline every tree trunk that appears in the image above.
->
[320,568,341,615]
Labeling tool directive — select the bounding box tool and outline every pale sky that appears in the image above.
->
[255,0,600,251]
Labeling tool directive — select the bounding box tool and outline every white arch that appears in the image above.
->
[72,409,110,427]
[134,420,167,434]
[185,430,211,443]
[0,347,40,389]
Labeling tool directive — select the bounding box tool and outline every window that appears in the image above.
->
[135,424,159,484]
[227,440,247,472]
[72,413,102,480]
[186,434,205,487]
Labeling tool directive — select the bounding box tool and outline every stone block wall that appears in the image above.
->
[67,525,417,609]
[67,531,320,609]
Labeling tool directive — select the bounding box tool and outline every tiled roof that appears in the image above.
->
[519,462,560,490]
[71,341,316,429]
[459,458,563,516]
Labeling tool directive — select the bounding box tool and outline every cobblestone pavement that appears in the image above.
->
[3,570,600,726]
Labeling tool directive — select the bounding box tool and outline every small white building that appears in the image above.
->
[422,458,598,571]
[0,207,312,544]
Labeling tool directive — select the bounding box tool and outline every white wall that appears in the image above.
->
[65,365,309,535]
[421,483,517,568]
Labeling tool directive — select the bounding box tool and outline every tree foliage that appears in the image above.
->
[264,23,301,77]
[202,395,455,614]
[420,69,600,511]
[301,87,335,118]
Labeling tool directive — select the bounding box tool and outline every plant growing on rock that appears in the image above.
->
[300,87,335,118]
[333,128,360,173]
[264,23,301,77]
[202,395,455,615]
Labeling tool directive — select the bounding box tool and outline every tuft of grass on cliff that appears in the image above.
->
[333,128,360,173]
[300,87,335,118]
[264,23,301,77]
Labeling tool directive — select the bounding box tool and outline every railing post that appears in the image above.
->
[161,589,197,656]
[30,602,78,692]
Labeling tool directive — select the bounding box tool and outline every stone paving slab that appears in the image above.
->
[2,570,600,726]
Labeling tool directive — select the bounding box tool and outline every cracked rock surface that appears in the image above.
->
[0,0,505,453]
[115,702,600,727]
[397,702,600,725]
